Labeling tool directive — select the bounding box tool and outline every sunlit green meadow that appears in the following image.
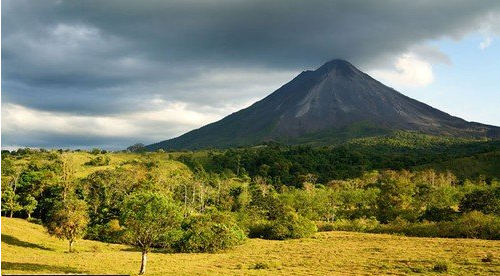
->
[2,217,499,275]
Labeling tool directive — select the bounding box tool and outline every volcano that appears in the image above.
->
[146,59,499,150]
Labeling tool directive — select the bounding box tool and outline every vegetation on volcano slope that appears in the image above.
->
[176,132,500,186]
[2,217,500,276]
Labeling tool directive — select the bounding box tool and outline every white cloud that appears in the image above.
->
[1,103,138,137]
[479,36,493,50]
[369,53,435,89]
[1,102,236,148]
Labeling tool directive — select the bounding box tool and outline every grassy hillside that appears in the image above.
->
[3,151,191,179]
[2,218,500,276]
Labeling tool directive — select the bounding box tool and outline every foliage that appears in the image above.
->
[459,186,500,215]
[247,192,317,240]
[421,206,458,222]
[266,211,317,240]
[2,149,499,250]
[84,155,110,166]
[1,186,22,218]
[44,198,90,252]
[432,261,449,272]
[86,219,122,243]
[319,217,380,232]
[120,192,183,250]
[21,194,38,218]
[120,191,184,274]
[175,132,500,186]
[175,209,246,253]
[374,212,500,240]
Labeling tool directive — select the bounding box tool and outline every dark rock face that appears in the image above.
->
[147,59,499,150]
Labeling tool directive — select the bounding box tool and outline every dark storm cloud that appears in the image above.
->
[3,0,500,111]
[2,0,499,148]
[1,131,136,151]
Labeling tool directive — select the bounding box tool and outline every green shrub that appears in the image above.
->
[252,262,270,269]
[176,209,246,253]
[251,261,281,270]
[316,221,335,232]
[432,261,449,272]
[482,253,494,263]
[27,217,43,225]
[375,211,500,240]
[248,211,316,240]
[451,211,500,239]
[84,155,110,166]
[421,207,458,222]
[459,186,500,215]
[86,219,122,243]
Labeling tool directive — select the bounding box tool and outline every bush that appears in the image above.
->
[421,207,458,222]
[175,209,246,253]
[27,217,43,225]
[90,148,102,155]
[85,219,122,243]
[316,221,335,232]
[432,261,449,272]
[325,217,380,232]
[375,211,500,239]
[248,211,316,240]
[250,261,281,270]
[450,211,500,239]
[252,262,271,269]
[84,156,110,166]
[482,253,494,263]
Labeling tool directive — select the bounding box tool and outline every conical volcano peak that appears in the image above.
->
[316,59,359,78]
[146,58,500,150]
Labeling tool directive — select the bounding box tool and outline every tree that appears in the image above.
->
[45,198,89,252]
[120,192,183,275]
[59,155,77,200]
[176,208,246,253]
[1,186,22,218]
[459,186,500,216]
[22,194,38,219]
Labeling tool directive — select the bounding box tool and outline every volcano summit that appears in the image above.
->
[147,60,499,150]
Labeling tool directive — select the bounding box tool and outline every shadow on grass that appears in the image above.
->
[119,247,172,253]
[1,262,87,274]
[120,247,141,252]
[1,234,53,251]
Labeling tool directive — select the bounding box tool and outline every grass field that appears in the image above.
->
[2,218,500,275]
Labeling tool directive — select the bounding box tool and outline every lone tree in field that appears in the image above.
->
[120,192,183,275]
[45,198,89,252]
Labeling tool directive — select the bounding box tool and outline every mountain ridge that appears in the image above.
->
[146,59,500,150]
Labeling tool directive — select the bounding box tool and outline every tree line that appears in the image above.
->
[2,145,499,274]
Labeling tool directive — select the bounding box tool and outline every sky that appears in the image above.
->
[1,0,500,150]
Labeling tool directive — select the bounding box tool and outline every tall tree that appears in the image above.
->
[45,198,89,252]
[1,186,22,218]
[120,192,183,275]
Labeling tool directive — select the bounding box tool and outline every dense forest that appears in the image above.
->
[177,132,500,185]
[2,132,500,257]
